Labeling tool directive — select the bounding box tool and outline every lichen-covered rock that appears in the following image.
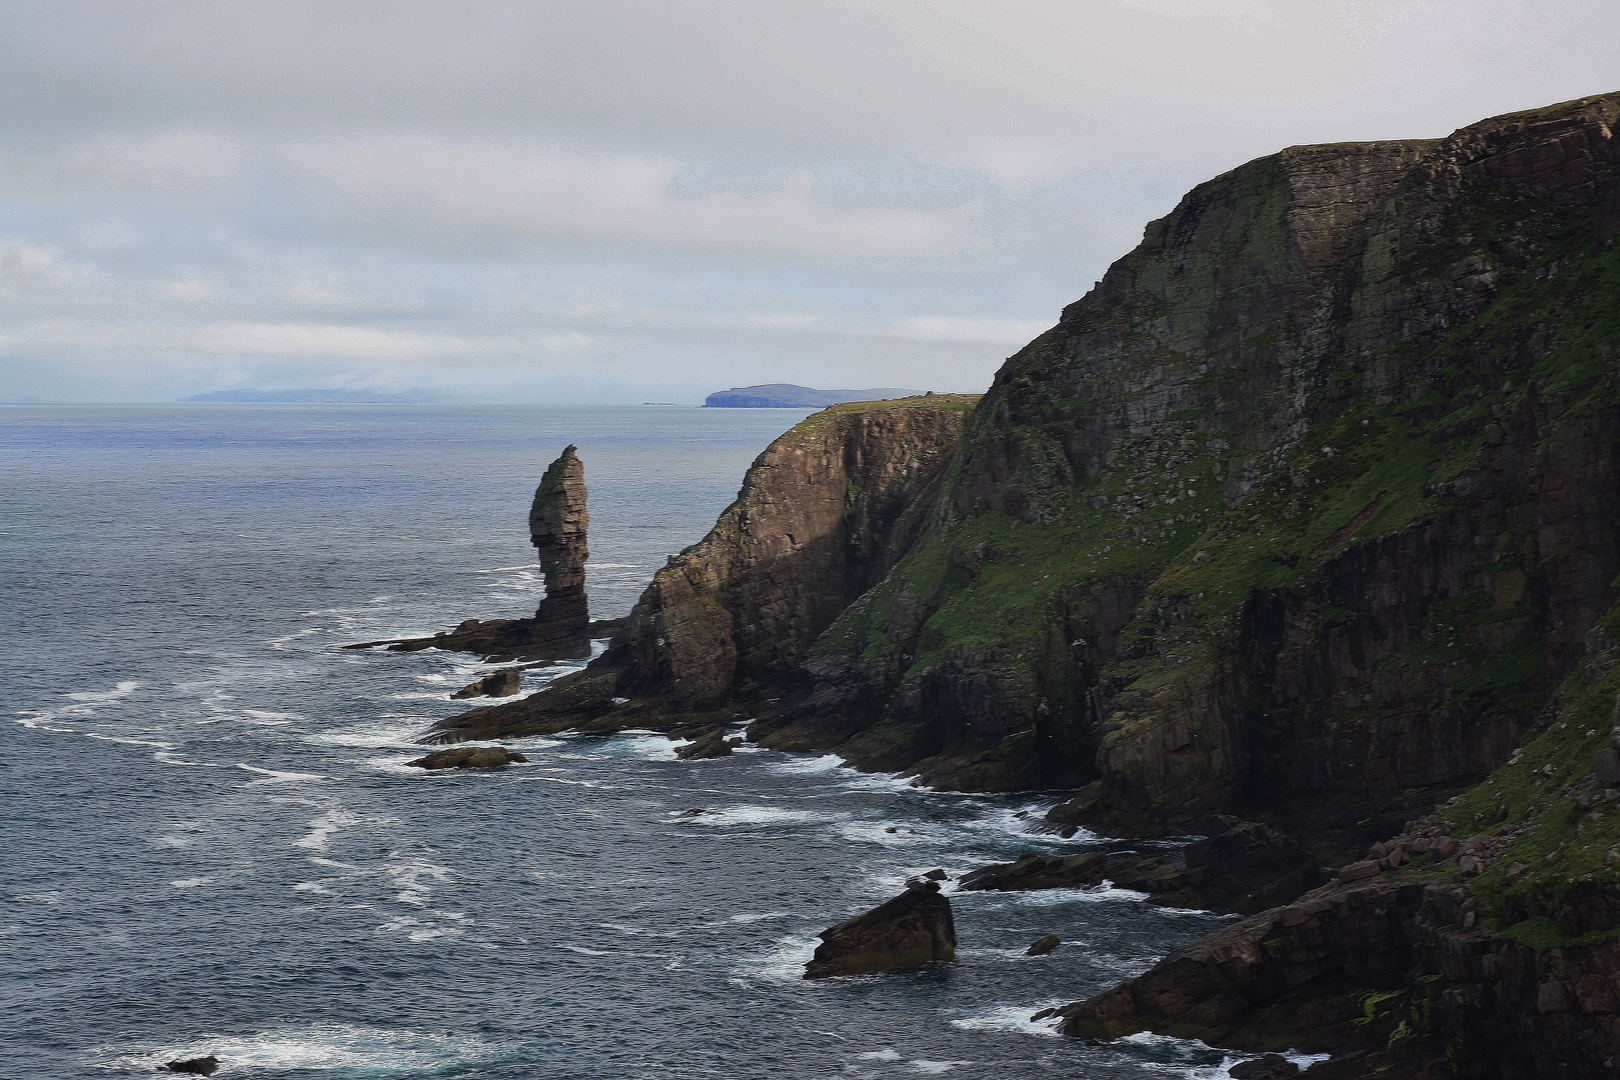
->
[803,879,956,979]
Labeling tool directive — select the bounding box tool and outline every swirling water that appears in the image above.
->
[3,404,1241,1079]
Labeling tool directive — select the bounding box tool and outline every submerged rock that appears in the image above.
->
[406,745,528,770]
[1228,1055,1299,1080]
[450,668,523,699]
[161,1057,221,1076]
[804,879,956,979]
[1025,933,1061,956]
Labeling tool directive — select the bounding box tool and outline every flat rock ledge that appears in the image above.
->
[804,878,956,979]
[406,745,528,770]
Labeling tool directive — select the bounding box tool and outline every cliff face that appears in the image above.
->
[763,94,1620,852]
[613,397,974,706]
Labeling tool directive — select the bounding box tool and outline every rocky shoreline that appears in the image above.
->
[350,92,1620,1078]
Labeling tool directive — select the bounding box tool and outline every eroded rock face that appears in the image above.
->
[618,399,976,706]
[803,879,957,979]
[765,92,1620,850]
[527,445,591,657]
[406,745,528,769]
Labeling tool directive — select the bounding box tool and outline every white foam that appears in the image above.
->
[66,681,139,705]
[153,752,223,767]
[307,857,361,870]
[292,882,333,895]
[292,809,358,850]
[240,709,302,724]
[376,914,465,942]
[558,944,610,956]
[730,934,818,984]
[238,764,330,783]
[101,1023,503,1074]
[858,1049,903,1061]
[82,732,177,749]
[910,1061,971,1075]
[949,1003,1066,1037]
[514,774,608,788]
[169,878,214,889]
[682,805,838,827]
[383,858,451,906]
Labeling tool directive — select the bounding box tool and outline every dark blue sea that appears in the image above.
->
[3,405,1261,1079]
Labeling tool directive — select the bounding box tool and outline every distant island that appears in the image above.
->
[180,388,438,404]
[703,383,921,408]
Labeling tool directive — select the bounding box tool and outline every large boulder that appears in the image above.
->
[803,879,956,979]
[406,745,528,770]
[162,1057,220,1076]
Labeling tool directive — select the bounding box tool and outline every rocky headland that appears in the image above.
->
[418,395,977,743]
[387,92,1620,1075]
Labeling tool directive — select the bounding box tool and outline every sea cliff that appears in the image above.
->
[417,92,1620,1075]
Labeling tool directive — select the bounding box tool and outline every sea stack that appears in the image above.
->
[527,445,591,658]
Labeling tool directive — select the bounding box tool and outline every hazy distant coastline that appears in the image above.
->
[703,383,920,408]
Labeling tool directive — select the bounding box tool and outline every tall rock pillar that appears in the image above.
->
[527,445,591,657]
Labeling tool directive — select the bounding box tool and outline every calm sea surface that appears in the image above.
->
[2,405,1243,1079]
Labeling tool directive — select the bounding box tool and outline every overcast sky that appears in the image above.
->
[2,1,1616,403]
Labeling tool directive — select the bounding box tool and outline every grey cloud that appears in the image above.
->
[1,1,1616,402]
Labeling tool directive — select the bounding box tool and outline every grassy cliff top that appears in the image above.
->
[804,393,981,421]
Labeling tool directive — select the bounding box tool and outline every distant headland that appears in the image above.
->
[703,383,920,408]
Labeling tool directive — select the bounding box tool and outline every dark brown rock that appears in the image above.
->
[958,851,1109,891]
[804,879,956,979]
[674,730,741,760]
[1025,933,1062,956]
[162,1057,220,1076]
[526,445,591,658]
[449,668,523,699]
[1228,1055,1299,1080]
[406,745,529,770]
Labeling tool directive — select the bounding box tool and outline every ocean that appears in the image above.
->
[2,404,1252,1079]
